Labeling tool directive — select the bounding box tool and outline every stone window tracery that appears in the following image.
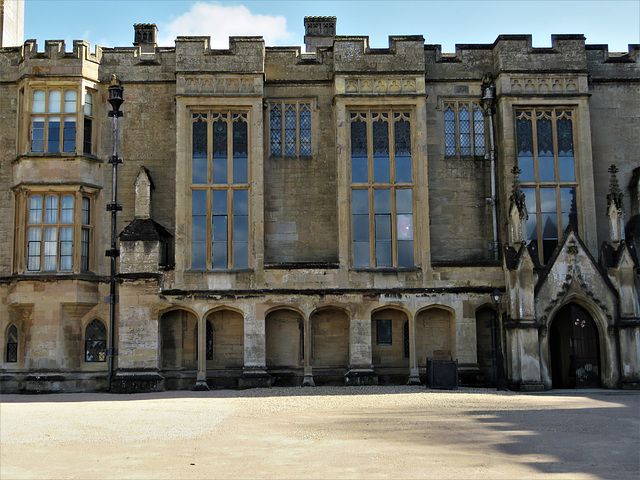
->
[516,108,579,264]
[444,101,485,157]
[191,111,250,270]
[350,110,414,268]
[269,101,311,157]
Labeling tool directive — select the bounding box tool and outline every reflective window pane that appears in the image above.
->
[212,242,227,269]
[212,190,227,216]
[33,90,45,113]
[61,195,74,223]
[233,241,248,269]
[375,241,392,267]
[375,214,391,240]
[49,89,61,113]
[31,117,45,152]
[395,154,412,183]
[29,196,43,224]
[396,189,412,214]
[374,189,390,214]
[48,117,61,152]
[63,117,76,152]
[353,214,369,242]
[352,190,369,214]
[352,154,368,183]
[233,189,249,215]
[397,240,414,267]
[397,214,413,240]
[45,195,58,224]
[353,242,370,267]
[270,104,282,156]
[64,90,77,113]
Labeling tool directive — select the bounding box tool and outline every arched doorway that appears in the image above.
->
[266,309,304,369]
[371,308,410,383]
[206,309,244,369]
[415,307,455,365]
[160,310,197,370]
[550,303,601,389]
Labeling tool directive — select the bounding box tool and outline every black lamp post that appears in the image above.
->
[106,75,124,392]
[492,288,508,391]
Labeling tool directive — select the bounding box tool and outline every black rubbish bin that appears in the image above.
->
[427,358,458,390]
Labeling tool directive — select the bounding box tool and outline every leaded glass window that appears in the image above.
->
[376,319,392,345]
[191,111,250,270]
[350,110,414,268]
[269,101,312,157]
[6,325,18,363]
[443,101,486,157]
[85,319,106,362]
[516,109,578,264]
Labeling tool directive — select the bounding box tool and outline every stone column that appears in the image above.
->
[407,314,421,384]
[302,314,315,386]
[345,316,377,386]
[194,314,208,390]
[239,304,271,389]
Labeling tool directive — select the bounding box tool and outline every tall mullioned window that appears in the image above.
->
[350,110,414,268]
[516,108,578,264]
[31,88,77,153]
[444,101,485,157]
[269,102,311,157]
[191,111,250,270]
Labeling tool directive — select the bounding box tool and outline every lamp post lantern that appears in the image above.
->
[492,288,508,391]
[106,75,124,392]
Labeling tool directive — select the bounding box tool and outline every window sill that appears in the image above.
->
[268,155,313,161]
[14,153,103,164]
[185,269,254,274]
[350,267,421,273]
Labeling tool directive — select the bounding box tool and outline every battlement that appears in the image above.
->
[174,35,265,73]
[20,39,101,63]
[333,35,425,73]
[585,44,640,80]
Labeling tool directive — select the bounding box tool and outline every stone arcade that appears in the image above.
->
[1,14,638,393]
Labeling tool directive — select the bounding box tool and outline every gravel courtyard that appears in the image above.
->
[1,386,638,479]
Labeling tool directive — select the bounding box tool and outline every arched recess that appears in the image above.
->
[415,306,456,366]
[475,306,496,386]
[371,307,410,372]
[549,302,601,389]
[84,319,107,363]
[160,309,198,369]
[265,309,304,369]
[206,309,244,369]
[310,307,350,368]
[5,324,19,363]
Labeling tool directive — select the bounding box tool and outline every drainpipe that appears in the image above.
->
[106,76,124,392]
[481,74,499,261]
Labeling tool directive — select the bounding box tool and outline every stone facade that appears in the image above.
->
[1,17,638,393]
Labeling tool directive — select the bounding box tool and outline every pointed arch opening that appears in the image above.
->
[266,309,304,372]
[549,303,601,389]
[85,319,107,363]
[371,308,410,383]
[160,309,198,370]
[205,309,244,369]
[310,307,349,370]
[415,306,455,366]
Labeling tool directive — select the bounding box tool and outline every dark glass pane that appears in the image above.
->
[373,154,390,183]
[473,105,485,156]
[63,118,75,152]
[519,155,535,182]
[233,241,248,269]
[538,154,555,182]
[541,213,558,239]
[539,188,556,214]
[522,188,537,213]
[233,189,249,215]
[351,119,367,156]
[444,106,456,156]
[395,154,412,183]
[352,154,368,183]
[352,190,369,214]
[233,215,248,242]
[353,214,369,242]
[459,104,471,155]
[192,190,207,216]
[376,319,392,345]
[192,156,207,184]
[83,118,92,154]
[32,118,45,152]
[212,216,227,241]
[372,119,389,155]
[394,119,411,155]
[556,114,574,157]
[48,118,60,152]
[560,187,578,230]
[397,240,414,267]
[396,189,412,214]
[375,240,392,267]
[192,216,207,242]
[212,242,227,269]
[270,105,282,156]
[299,104,311,156]
[516,115,533,158]
[375,214,391,240]
[233,120,248,183]
[212,190,227,215]
[285,105,296,156]
[193,120,207,156]
[374,189,391,214]
[526,216,538,242]
[558,157,575,182]
[353,242,370,267]
[86,319,106,339]
[213,119,228,182]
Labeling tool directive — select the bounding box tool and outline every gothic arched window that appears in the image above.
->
[85,319,106,362]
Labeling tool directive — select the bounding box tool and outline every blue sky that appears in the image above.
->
[24,0,640,52]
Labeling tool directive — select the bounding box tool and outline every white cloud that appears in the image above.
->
[158,2,292,48]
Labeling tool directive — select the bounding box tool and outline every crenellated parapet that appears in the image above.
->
[16,39,101,80]
[586,44,640,81]
[264,46,333,82]
[174,36,265,73]
[333,36,425,74]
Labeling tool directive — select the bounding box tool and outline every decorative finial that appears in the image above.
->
[607,164,623,210]
[509,165,528,219]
